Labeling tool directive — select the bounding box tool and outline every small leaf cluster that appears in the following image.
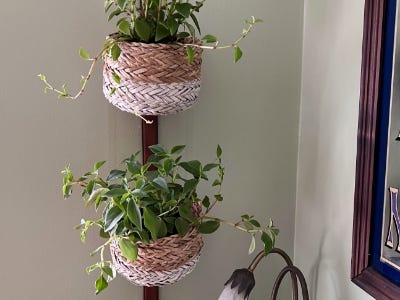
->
[62,145,278,294]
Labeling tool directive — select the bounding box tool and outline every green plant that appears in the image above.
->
[62,144,278,294]
[38,0,262,121]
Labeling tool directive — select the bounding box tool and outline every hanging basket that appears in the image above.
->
[110,227,204,286]
[103,41,203,116]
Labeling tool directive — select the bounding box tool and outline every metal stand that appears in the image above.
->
[248,248,309,300]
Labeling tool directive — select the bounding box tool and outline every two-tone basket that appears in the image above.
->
[103,41,203,116]
[110,227,203,286]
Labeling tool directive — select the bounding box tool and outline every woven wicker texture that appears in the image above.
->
[110,228,204,286]
[103,41,203,116]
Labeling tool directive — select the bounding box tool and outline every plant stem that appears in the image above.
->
[201,216,259,234]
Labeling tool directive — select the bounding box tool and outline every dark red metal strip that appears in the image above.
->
[141,115,159,300]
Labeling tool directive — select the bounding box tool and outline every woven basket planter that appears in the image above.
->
[103,41,203,116]
[110,227,204,286]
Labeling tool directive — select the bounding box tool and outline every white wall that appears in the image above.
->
[0,0,303,300]
[294,1,374,299]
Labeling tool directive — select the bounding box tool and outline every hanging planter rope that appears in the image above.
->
[103,41,203,116]
[110,227,204,286]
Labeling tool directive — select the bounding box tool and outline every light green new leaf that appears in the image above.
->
[93,160,106,172]
[186,46,195,64]
[111,44,121,61]
[248,235,256,254]
[119,239,138,261]
[79,47,90,60]
[202,34,217,43]
[112,72,121,84]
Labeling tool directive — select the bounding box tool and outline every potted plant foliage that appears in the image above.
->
[39,0,261,120]
[62,144,278,294]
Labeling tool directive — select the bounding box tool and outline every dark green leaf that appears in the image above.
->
[155,23,170,42]
[198,220,220,234]
[212,179,221,187]
[143,208,161,240]
[102,266,115,278]
[250,219,261,227]
[166,18,179,36]
[153,177,169,193]
[175,3,192,18]
[104,206,124,232]
[202,34,217,43]
[183,178,198,195]
[111,44,121,61]
[79,47,90,60]
[261,232,273,254]
[190,13,201,34]
[95,275,108,295]
[234,46,243,63]
[217,145,222,158]
[171,145,185,155]
[118,19,131,36]
[127,161,141,175]
[104,188,126,198]
[112,72,121,84]
[163,159,173,174]
[127,199,142,230]
[158,219,168,238]
[179,203,195,222]
[186,46,195,64]
[149,144,167,155]
[106,169,126,182]
[184,22,196,38]
[203,163,218,172]
[108,8,122,22]
[100,228,109,238]
[119,239,138,260]
[175,217,189,237]
[202,196,210,208]
[179,160,201,178]
[214,194,223,201]
[134,18,151,42]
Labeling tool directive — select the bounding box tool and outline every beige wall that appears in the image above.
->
[0,0,303,300]
[294,1,374,299]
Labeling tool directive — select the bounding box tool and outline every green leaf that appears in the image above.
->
[202,34,217,43]
[112,72,121,84]
[109,87,116,95]
[155,23,170,42]
[261,232,273,254]
[203,163,218,172]
[104,188,126,198]
[171,145,185,155]
[184,22,196,39]
[202,196,210,208]
[86,263,100,274]
[248,235,256,254]
[190,13,201,34]
[117,0,128,10]
[134,18,151,42]
[102,266,115,279]
[217,145,222,158]
[108,8,122,22]
[186,46,195,64]
[149,144,167,155]
[212,179,221,187]
[183,178,198,195]
[234,46,243,63]
[166,18,179,36]
[86,188,108,207]
[79,47,90,60]
[119,239,138,261]
[143,208,161,240]
[250,219,261,227]
[111,44,121,61]
[153,177,169,193]
[95,275,108,295]
[94,160,106,171]
[175,3,192,18]
[104,206,124,232]
[106,169,126,181]
[198,220,220,234]
[175,217,189,237]
[118,19,131,36]
[127,199,142,230]
[179,203,195,222]
[214,194,223,201]
[179,160,201,178]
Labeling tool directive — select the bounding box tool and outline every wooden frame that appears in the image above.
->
[351,0,400,298]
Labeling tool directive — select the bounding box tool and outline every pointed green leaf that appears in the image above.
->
[261,232,273,254]
[111,43,121,61]
[143,208,161,240]
[104,206,124,232]
[234,46,243,63]
[106,169,126,182]
[186,46,195,64]
[166,18,179,36]
[153,177,169,193]
[179,160,201,178]
[119,239,138,261]
[112,72,121,84]
[175,3,192,18]
[171,145,185,155]
[149,144,167,155]
[203,163,218,172]
[155,23,170,42]
[179,203,195,222]
[198,220,220,234]
[217,145,222,158]
[104,188,126,198]
[190,13,201,34]
[95,275,108,295]
[93,160,106,171]
[183,178,198,195]
[127,199,142,230]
